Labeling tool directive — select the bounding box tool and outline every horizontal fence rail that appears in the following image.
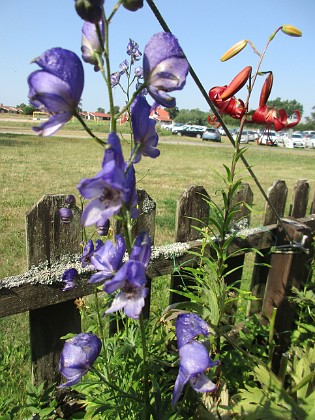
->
[0,180,314,385]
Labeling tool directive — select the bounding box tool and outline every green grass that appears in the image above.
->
[1,125,315,412]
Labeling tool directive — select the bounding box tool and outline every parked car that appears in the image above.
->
[161,122,172,130]
[171,123,186,134]
[246,130,259,141]
[232,131,250,144]
[305,134,315,148]
[258,131,278,146]
[202,128,221,142]
[175,125,206,138]
[284,133,304,148]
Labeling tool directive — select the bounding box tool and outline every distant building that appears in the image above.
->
[86,112,111,121]
[150,106,172,123]
[0,104,23,114]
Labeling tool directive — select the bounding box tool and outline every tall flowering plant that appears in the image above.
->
[25,1,306,418]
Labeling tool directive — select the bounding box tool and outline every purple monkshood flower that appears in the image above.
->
[75,0,104,23]
[175,313,210,349]
[81,19,104,72]
[119,59,129,73]
[131,95,160,164]
[62,268,79,291]
[59,332,102,387]
[172,341,218,406]
[124,163,139,219]
[80,239,104,269]
[89,235,126,284]
[143,32,189,108]
[64,194,76,208]
[103,232,151,319]
[96,217,110,236]
[59,207,74,224]
[134,66,143,78]
[111,71,123,87]
[77,132,129,227]
[127,39,142,63]
[28,48,84,136]
[172,313,219,405]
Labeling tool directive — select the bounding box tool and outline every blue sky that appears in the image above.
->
[1,0,314,119]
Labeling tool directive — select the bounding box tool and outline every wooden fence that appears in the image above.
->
[0,179,314,387]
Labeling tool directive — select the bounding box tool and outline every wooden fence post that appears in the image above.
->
[262,180,311,371]
[170,185,210,304]
[248,180,288,316]
[26,195,82,386]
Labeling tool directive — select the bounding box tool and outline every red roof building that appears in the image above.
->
[150,106,172,123]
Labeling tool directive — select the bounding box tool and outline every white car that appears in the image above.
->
[258,131,277,146]
[284,133,305,148]
[304,134,315,148]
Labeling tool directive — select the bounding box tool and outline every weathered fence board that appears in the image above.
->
[26,195,82,385]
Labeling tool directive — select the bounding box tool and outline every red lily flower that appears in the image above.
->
[251,106,301,131]
[209,66,251,120]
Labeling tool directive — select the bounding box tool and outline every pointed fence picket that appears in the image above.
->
[0,180,314,385]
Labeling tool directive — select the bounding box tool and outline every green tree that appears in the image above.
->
[167,106,179,120]
[175,108,208,125]
[17,102,36,115]
[97,107,105,113]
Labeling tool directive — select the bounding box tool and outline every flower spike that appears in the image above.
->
[220,40,247,62]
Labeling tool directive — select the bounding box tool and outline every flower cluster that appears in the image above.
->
[172,313,219,405]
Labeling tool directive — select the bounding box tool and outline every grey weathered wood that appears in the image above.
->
[248,180,288,316]
[170,185,210,304]
[262,218,313,371]
[310,189,315,215]
[26,195,82,386]
[290,179,309,218]
[174,185,210,242]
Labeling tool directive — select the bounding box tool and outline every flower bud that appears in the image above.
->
[64,194,76,208]
[281,25,302,37]
[220,40,247,62]
[122,0,144,11]
[75,0,104,23]
[59,207,74,224]
[96,218,110,236]
[62,268,79,291]
[220,66,252,100]
[259,72,273,107]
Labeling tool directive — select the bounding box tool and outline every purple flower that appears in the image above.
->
[119,59,129,73]
[59,332,101,387]
[131,95,160,164]
[28,48,84,136]
[96,217,110,236]
[103,232,151,319]
[80,239,104,269]
[134,66,143,78]
[81,20,104,72]
[124,163,139,219]
[143,32,189,107]
[127,39,142,63]
[77,132,128,227]
[62,268,79,291]
[89,235,126,284]
[172,313,219,405]
[59,207,74,224]
[175,313,210,349]
[75,0,104,23]
[110,71,123,87]
[64,194,76,208]
[122,0,144,12]
[172,341,217,406]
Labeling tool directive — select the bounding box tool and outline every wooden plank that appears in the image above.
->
[262,218,313,372]
[26,195,82,386]
[170,185,210,304]
[290,179,309,218]
[248,180,288,316]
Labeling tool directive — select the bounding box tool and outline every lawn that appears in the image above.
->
[0,125,315,412]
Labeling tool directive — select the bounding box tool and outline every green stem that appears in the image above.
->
[74,111,106,146]
[139,314,150,420]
